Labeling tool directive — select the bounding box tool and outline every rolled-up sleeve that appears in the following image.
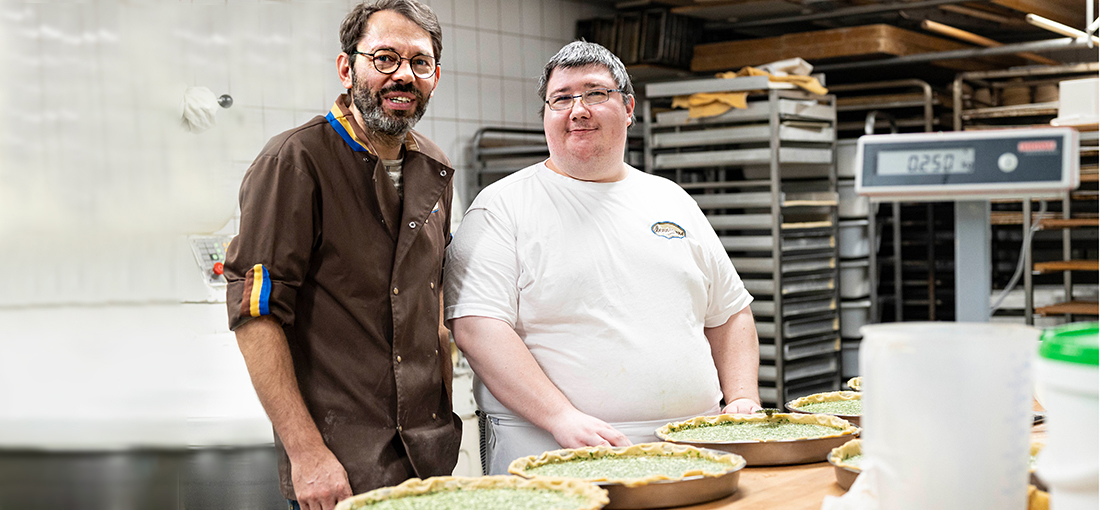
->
[443,207,520,328]
[225,154,317,331]
[696,206,753,328]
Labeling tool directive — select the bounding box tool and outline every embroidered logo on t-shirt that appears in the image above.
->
[652,221,686,239]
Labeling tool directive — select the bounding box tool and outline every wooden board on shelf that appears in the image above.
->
[1038,218,1100,229]
[990,211,1062,225]
[1080,166,1098,183]
[993,212,1100,227]
[990,196,1065,203]
[1033,260,1099,274]
[835,91,949,108]
[691,24,1026,72]
[962,102,1061,120]
[989,0,1083,28]
[668,0,1081,27]
[1036,301,1100,316]
[626,64,695,84]
[672,0,804,21]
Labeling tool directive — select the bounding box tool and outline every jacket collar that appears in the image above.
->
[325,93,420,155]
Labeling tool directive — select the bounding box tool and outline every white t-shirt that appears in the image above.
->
[444,162,752,424]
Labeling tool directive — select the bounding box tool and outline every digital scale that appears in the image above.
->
[855,127,1080,321]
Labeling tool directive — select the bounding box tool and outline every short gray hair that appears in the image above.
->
[536,41,634,117]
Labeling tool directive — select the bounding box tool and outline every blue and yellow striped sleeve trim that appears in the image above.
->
[240,264,271,317]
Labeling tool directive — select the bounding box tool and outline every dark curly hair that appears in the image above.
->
[340,0,442,66]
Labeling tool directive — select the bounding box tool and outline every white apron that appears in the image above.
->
[478,405,721,475]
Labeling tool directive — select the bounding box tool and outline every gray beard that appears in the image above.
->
[351,73,428,138]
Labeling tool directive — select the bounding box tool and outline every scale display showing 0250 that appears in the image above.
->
[876,148,976,176]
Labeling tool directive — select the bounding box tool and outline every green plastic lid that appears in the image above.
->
[1039,322,1099,366]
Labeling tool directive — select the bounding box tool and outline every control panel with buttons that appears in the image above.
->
[189,235,233,286]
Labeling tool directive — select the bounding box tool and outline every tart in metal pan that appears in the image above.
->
[846,376,862,391]
[827,438,862,490]
[785,390,862,426]
[334,475,609,510]
[509,442,746,509]
[656,412,860,466]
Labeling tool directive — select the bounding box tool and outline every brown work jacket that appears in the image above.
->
[225,94,461,499]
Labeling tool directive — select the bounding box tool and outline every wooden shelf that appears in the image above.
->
[835,92,949,111]
[1033,260,1099,274]
[691,24,1022,73]
[990,211,1061,225]
[990,214,1100,228]
[1036,301,1100,316]
[626,64,694,84]
[1081,166,1099,183]
[961,102,1060,121]
[1038,218,1100,230]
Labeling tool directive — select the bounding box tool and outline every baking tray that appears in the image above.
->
[657,414,860,466]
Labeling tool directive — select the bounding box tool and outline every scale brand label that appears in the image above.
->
[1017,140,1057,153]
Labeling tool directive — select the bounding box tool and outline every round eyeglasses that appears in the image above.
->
[545,88,625,111]
[350,49,438,79]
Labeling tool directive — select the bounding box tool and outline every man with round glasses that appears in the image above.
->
[444,41,762,474]
[225,1,460,509]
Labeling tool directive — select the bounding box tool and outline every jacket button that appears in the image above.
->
[409,221,416,228]
[396,425,402,432]
[393,287,399,295]
[396,355,402,363]
[430,282,435,289]
[432,413,437,420]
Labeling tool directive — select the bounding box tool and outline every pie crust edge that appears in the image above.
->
[827,438,862,471]
[508,441,747,488]
[655,412,860,443]
[846,376,862,391]
[333,475,610,510]
[786,391,862,416]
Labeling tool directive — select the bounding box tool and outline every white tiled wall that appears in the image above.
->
[0,0,611,305]
[421,0,613,207]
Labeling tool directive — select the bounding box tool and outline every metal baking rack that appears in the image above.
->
[470,127,549,203]
[642,75,842,406]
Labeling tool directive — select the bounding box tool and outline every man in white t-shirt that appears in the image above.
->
[443,41,762,474]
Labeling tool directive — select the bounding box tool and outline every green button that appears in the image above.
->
[1039,321,1099,366]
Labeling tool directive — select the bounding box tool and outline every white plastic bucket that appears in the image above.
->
[838,219,870,259]
[1034,322,1099,510]
[839,259,870,299]
[859,322,1038,510]
[840,299,871,338]
[838,180,870,218]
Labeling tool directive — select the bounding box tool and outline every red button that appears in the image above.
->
[212,262,224,276]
